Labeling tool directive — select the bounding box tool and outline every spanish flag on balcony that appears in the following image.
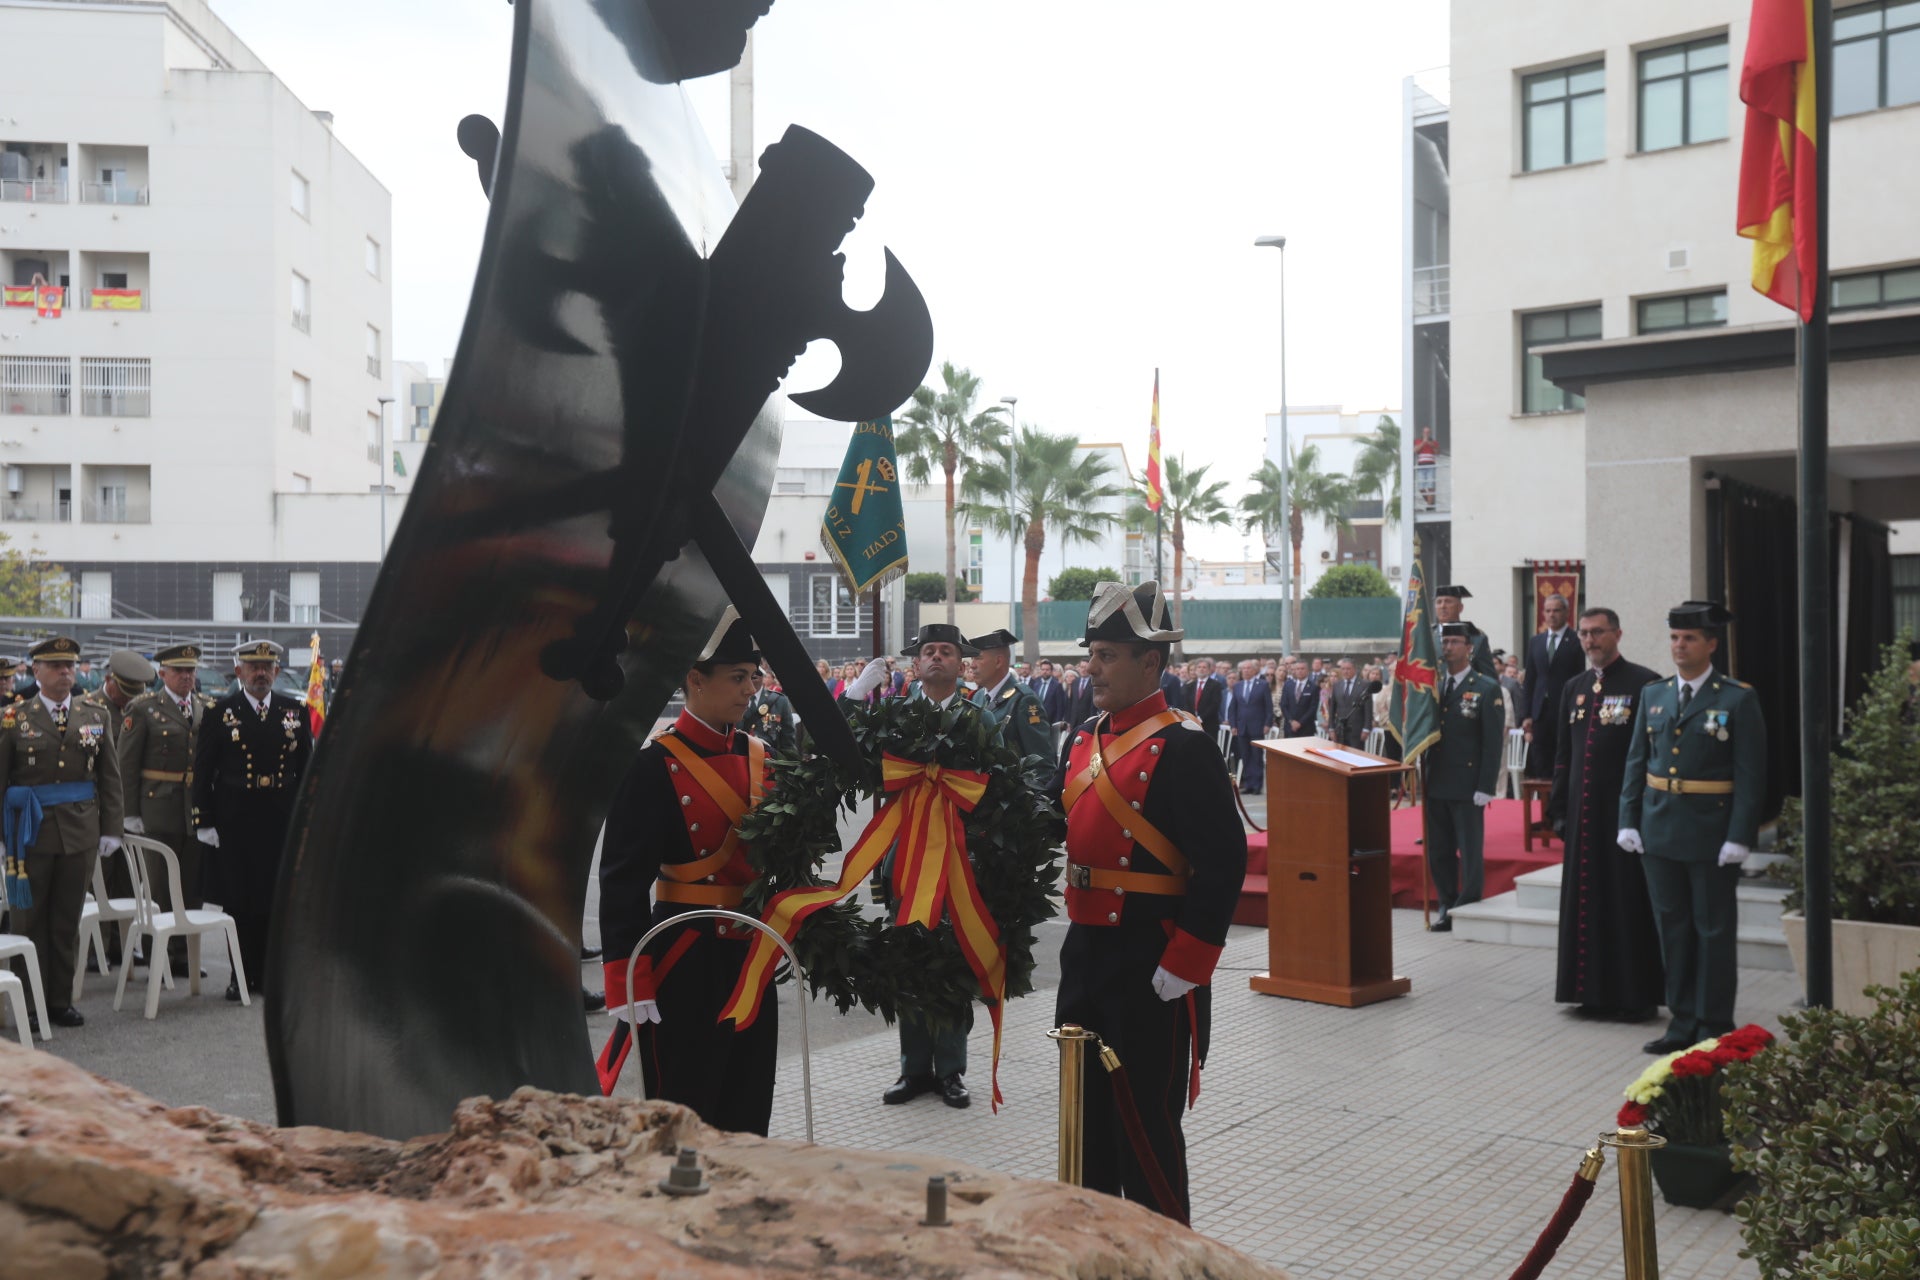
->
[1736,0,1818,321]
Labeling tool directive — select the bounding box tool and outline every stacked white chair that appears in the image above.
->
[75,844,153,1003]
[0,970,30,1047]
[1503,727,1529,800]
[0,929,50,1042]
[114,835,248,1019]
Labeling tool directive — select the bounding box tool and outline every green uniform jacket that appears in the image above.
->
[117,688,208,836]
[0,695,125,854]
[1425,667,1506,800]
[970,675,1054,775]
[741,689,797,755]
[1619,673,1767,859]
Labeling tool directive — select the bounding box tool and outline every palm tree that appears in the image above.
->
[1123,454,1233,650]
[895,363,1008,623]
[1236,445,1356,647]
[1351,414,1402,526]
[962,428,1123,664]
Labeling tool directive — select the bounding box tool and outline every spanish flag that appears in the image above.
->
[1144,369,1164,512]
[1737,0,1818,321]
[305,631,327,738]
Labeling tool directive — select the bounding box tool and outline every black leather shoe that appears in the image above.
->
[882,1074,936,1105]
[1428,918,1452,932]
[580,945,602,961]
[225,976,242,1003]
[49,1006,84,1028]
[938,1074,971,1109]
[582,989,607,1012]
[1643,1033,1692,1054]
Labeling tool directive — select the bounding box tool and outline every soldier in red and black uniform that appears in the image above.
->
[1048,580,1247,1223]
[597,610,777,1134]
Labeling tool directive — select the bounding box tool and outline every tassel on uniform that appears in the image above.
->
[4,855,30,911]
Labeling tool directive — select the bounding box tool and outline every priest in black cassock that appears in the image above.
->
[1547,606,1664,1019]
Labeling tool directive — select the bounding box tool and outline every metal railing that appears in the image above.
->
[366,442,380,462]
[2,356,73,416]
[0,179,66,203]
[292,407,312,433]
[1,500,68,522]
[790,606,872,639]
[78,182,148,205]
[1413,264,1450,316]
[80,357,151,418]
[81,499,149,524]
[292,309,311,333]
[366,355,381,378]
[86,289,146,311]
[1414,455,1452,517]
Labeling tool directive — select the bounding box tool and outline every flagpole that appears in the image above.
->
[1798,0,1833,1010]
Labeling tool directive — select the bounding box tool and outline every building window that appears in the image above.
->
[366,325,381,378]
[1520,305,1601,412]
[1637,290,1728,333]
[1638,36,1729,150]
[292,372,312,432]
[79,357,151,417]
[291,472,313,493]
[807,574,860,637]
[291,169,310,218]
[367,410,382,462]
[78,570,112,620]
[365,237,381,277]
[1,355,72,416]
[291,271,311,332]
[1523,61,1606,171]
[1832,264,1920,311]
[966,529,984,589]
[212,571,244,622]
[289,571,321,624]
[412,403,430,436]
[1836,1,1920,116]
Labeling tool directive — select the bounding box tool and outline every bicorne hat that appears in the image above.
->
[1080,580,1184,647]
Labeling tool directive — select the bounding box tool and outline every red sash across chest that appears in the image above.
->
[656,723,767,906]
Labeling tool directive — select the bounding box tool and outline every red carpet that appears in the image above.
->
[1237,799,1563,924]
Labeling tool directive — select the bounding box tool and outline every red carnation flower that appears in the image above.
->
[1618,1101,1648,1127]
[1669,1053,1716,1078]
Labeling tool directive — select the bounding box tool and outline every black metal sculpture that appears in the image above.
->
[265,0,932,1139]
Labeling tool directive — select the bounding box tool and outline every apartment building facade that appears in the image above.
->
[0,0,394,630]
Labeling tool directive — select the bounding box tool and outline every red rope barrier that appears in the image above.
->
[1505,1150,1604,1280]
[1230,780,1266,832]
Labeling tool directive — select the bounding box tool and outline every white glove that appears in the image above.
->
[1617,828,1644,854]
[845,657,888,701]
[124,817,145,834]
[1718,842,1750,867]
[197,828,220,848]
[1472,791,1493,807]
[98,836,122,856]
[1150,966,1197,1002]
[612,999,662,1025]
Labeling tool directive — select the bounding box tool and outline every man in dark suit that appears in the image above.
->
[1327,658,1371,748]
[1523,593,1584,779]
[1068,663,1099,727]
[193,639,313,1000]
[1225,661,1272,792]
[1186,658,1225,739]
[1275,659,1319,738]
[1032,659,1069,729]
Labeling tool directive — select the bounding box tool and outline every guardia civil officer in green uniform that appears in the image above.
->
[79,649,153,963]
[966,628,1054,786]
[739,664,797,755]
[1425,622,1505,931]
[1618,601,1767,1054]
[0,635,125,1030]
[119,643,210,977]
[1432,585,1499,680]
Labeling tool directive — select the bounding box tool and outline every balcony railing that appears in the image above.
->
[366,442,380,462]
[292,408,311,432]
[79,182,148,205]
[1414,454,1452,518]
[80,358,150,418]
[366,355,381,378]
[2,356,73,416]
[789,606,872,638]
[2,499,69,522]
[292,309,311,333]
[82,499,150,524]
[87,289,145,312]
[0,179,66,203]
[1413,264,1450,317]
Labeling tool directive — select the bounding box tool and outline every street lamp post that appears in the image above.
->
[999,394,1019,638]
[376,396,394,559]
[1254,235,1291,655]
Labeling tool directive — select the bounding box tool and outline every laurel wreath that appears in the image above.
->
[735,697,1061,1034]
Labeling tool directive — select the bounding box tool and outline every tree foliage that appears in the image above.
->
[1352,414,1402,522]
[1047,567,1116,601]
[895,363,1007,623]
[1237,445,1356,645]
[1123,454,1232,649]
[0,532,68,617]
[1308,563,1395,599]
[904,572,972,604]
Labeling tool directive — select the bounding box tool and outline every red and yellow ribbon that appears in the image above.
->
[720,751,1010,1108]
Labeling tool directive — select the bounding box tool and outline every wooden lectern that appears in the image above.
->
[1249,738,1412,1007]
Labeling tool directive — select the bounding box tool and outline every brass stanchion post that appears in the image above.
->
[1047,1024,1096,1184]
[1599,1126,1665,1280]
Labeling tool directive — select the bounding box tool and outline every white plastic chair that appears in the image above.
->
[76,845,163,1003]
[1216,725,1235,763]
[114,835,248,1019]
[0,970,30,1047]
[1363,727,1386,757]
[1504,728,1529,801]
[0,929,51,1042]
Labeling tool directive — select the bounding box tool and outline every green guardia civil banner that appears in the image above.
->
[1390,551,1442,766]
[821,414,908,594]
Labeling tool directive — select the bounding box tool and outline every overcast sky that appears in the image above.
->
[212,0,1448,559]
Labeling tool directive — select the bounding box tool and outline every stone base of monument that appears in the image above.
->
[0,1046,1289,1279]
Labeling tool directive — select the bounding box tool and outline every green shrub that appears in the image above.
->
[1773,629,1920,926]
[904,572,971,604]
[1047,567,1116,601]
[1307,564,1395,599]
[1724,970,1920,1279]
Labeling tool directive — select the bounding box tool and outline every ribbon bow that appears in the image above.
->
[721,751,1010,1108]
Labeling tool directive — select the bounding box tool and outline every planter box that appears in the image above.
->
[1780,912,1920,1016]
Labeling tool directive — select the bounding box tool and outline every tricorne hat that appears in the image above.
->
[1667,600,1734,631]
[901,623,978,658]
[1433,584,1471,600]
[1080,580,1184,647]
[234,639,285,664]
[1438,622,1471,639]
[695,606,761,666]
[967,628,1018,653]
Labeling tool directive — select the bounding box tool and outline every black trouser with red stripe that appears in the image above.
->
[637,923,779,1136]
[1054,918,1204,1222]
